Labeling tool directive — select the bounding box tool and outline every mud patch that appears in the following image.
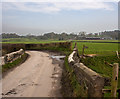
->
[2,81,40,97]
[4,89,17,95]
[49,53,65,97]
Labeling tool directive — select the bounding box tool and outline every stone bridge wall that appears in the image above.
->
[0,49,24,65]
[68,48,104,97]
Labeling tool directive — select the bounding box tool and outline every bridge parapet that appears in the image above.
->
[0,49,24,66]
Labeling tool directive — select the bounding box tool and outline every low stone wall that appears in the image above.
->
[0,49,24,65]
[68,48,104,97]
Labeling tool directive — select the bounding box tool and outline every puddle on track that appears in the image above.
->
[50,55,66,61]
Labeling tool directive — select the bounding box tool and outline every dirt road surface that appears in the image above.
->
[2,51,62,97]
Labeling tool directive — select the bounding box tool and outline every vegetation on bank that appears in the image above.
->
[2,42,72,56]
[62,41,120,97]
[62,56,87,97]
[2,53,28,72]
[81,55,120,97]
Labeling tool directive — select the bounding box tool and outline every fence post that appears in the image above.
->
[111,63,119,97]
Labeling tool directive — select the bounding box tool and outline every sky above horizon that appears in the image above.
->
[2,1,118,35]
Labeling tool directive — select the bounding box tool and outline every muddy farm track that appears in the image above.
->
[2,51,63,97]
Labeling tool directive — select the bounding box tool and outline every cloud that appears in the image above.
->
[1,0,119,2]
[2,2,116,13]
[54,2,115,11]
[3,2,61,13]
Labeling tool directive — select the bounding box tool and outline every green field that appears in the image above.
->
[2,38,119,44]
[73,40,119,42]
[71,41,119,78]
[2,38,67,44]
[72,42,119,55]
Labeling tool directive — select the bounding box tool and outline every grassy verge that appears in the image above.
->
[62,55,87,97]
[81,55,120,78]
[2,53,28,73]
[81,55,120,97]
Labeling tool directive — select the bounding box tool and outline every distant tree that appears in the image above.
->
[79,31,86,37]
[87,33,93,37]
[94,33,99,37]
[2,33,20,38]
[99,30,119,40]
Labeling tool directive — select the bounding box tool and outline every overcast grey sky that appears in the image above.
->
[1,0,118,35]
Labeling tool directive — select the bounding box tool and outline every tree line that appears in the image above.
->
[1,30,119,40]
